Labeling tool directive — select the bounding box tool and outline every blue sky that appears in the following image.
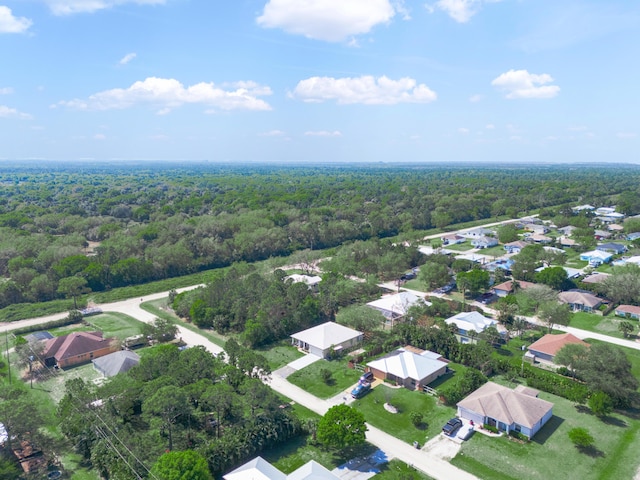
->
[1,0,639,163]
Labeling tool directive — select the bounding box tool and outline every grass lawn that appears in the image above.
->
[259,342,304,370]
[451,388,640,480]
[569,312,628,339]
[287,359,361,399]
[402,279,427,292]
[353,384,456,445]
[84,312,145,341]
[443,243,474,252]
[36,362,103,404]
[376,459,435,480]
[479,245,508,258]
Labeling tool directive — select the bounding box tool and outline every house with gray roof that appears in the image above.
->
[558,290,603,313]
[92,350,140,377]
[457,381,553,439]
[366,291,428,326]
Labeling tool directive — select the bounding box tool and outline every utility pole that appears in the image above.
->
[5,330,11,384]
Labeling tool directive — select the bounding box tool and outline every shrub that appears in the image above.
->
[483,424,499,434]
[409,411,423,428]
[568,427,595,449]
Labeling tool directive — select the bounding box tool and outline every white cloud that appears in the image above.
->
[54,77,273,113]
[257,0,396,42]
[259,130,286,137]
[0,6,32,33]
[468,94,483,103]
[93,133,106,140]
[433,0,501,23]
[119,52,137,65]
[617,132,637,139]
[568,125,588,131]
[291,75,437,105]
[458,127,469,134]
[304,130,342,137]
[44,0,166,16]
[491,69,560,99]
[485,124,495,129]
[0,87,13,95]
[0,105,32,119]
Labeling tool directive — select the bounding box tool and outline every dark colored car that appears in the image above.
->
[351,382,371,399]
[359,371,374,384]
[442,417,463,435]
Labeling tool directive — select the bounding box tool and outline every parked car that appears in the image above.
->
[359,371,374,384]
[456,424,474,440]
[442,417,463,435]
[351,382,371,399]
[477,292,497,304]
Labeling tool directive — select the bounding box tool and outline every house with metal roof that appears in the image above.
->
[366,347,448,390]
[290,322,363,359]
[457,382,554,439]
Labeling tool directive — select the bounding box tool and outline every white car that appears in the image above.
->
[457,424,475,440]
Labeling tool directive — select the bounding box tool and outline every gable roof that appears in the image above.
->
[286,274,322,287]
[504,240,528,249]
[581,272,611,284]
[288,461,338,480]
[367,291,426,316]
[580,250,613,261]
[558,291,603,308]
[527,333,588,357]
[457,381,553,429]
[290,322,362,351]
[445,311,495,333]
[92,350,140,377]
[224,457,287,480]
[43,331,112,362]
[366,349,447,382]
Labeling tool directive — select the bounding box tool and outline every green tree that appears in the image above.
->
[317,404,367,449]
[419,262,451,291]
[150,450,213,480]
[497,224,519,243]
[588,391,613,418]
[142,317,179,343]
[456,269,489,297]
[554,343,589,379]
[143,385,191,451]
[568,427,595,450]
[619,321,635,338]
[57,275,89,309]
[535,266,571,291]
[538,301,571,333]
[409,411,423,428]
[0,385,45,450]
[337,305,385,332]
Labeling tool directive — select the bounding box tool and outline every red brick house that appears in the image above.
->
[42,331,119,369]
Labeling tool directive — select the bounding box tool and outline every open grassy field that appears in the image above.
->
[451,387,640,480]
[84,312,145,340]
[259,342,304,370]
[287,358,361,399]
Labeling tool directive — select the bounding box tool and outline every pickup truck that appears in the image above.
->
[442,417,463,436]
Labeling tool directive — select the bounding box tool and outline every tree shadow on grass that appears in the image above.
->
[494,347,513,357]
[532,415,564,445]
[577,445,605,458]
[600,415,628,428]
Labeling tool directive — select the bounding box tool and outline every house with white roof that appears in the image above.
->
[290,322,363,359]
[579,249,613,266]
[445,311,497,343]
[366,291,428,326]
[366,347,449,390]
[285,274,322,292]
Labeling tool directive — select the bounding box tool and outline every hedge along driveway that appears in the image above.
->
[451,388,640,480]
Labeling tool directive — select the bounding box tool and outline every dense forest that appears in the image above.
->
[2,162,640,311]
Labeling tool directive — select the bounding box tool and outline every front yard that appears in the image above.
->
[569,311,634,340]
[287,358,361,399]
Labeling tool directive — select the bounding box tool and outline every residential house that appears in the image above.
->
[626,232,640,242]
[559,237,577,248]
[445,311,498,342]
[556,225,576,236]
[504,240,528,254]
[608,224,624,233]
[42,331,119,369]
[579,250,613,266]
[290,322,363,359]
[581,272,611,285]
[442,234,466,245]
[558,290,603,312]
[528,234,552,244]
[92,350,140,377]
[596,243,627,255]
[615,305,640,320]
[594,229,612,240]
[492,280,536,297]
[525,224,550,235]
[572,204,595,212]
[366,347,449,390]
[471,236,498,249]
[462,227,495,238]
[366,291,428,327]
[484,258,514,274]
[525,333,588,363]
[457,382,553,439]
[285,274,322,292]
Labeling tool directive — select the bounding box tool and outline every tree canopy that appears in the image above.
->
[316,404,367,449]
